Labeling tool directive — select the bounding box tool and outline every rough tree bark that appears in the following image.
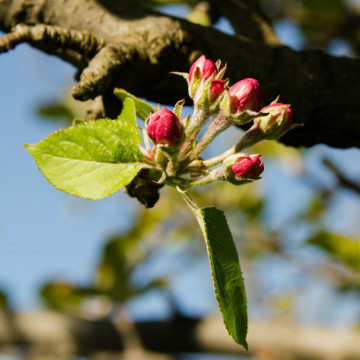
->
[0,0,359,148]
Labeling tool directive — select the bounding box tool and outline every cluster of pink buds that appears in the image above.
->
[143,55,296,188]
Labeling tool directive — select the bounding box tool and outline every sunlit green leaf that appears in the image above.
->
[25,119,146,200]
[117,97,137,127]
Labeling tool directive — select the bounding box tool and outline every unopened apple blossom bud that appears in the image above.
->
[146,107,182,146]
[209,79,225,103]
[189,55,218,83]
[228,78,263,114]
[223,153,264,184]
[256,103,293,139]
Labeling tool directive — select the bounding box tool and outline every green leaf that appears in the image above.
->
[25,119,147,200]
[114,88,156,121]
[117,97,137,127]
[180,193,248,349]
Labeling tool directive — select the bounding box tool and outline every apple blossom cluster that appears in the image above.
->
[142,55,295,188]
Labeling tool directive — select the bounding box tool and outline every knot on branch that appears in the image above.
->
[71,45,124,101]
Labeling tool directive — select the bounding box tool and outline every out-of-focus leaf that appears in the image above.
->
[37,103,74,123]
[40,281,99,312]
[299,0,345,42]
[131,278,169,298]
[301,0,344,14]
[95,237,132,302]
[0,289,8,308]
[307,232,360,272]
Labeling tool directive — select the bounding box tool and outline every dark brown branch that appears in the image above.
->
[210,0,281,45]
[72,45,124,101]
[1,0,360,149]
[0,23,104,60]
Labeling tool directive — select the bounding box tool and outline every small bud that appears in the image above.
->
[209,79,225,103]
[256,103,293,139]
[228,78,263,114]
[189,55,218,83]
[223,153,264,184]
[146,107,182,146]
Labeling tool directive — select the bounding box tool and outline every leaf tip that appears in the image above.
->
[24,143,35,153]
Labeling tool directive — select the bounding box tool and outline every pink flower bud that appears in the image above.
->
[256,103,293,139]
[231,154,264,179]
[146,108,182,146]
[189,55,218,82]
[209,79,225,102]
[262,103,293,130]
[229,78,263,114]
[223,153,264,184]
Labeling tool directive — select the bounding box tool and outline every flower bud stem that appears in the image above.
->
[202,124,265,168]
[165,157,179,177]
[190,112,231,161]
[185,105,209,138]
[169,175,213,188]
[178,189,199,211]
[203,147,236,168]
[233,124,264,152]
[180,105,210,162]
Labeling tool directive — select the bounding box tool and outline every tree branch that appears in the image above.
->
[210,0,281,45]
[1,310,360,359]
[0,0,360,148]
[0,23,104,68]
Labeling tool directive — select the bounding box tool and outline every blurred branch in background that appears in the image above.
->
[1,310,360,359]
[323,157,360,195]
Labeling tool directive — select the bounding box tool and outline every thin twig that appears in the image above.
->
[0,23,105,57]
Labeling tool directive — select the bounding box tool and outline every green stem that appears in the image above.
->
[203,146,236,168]
[178,188,200,211]
[185,105,209,136]
[180,106,210,162]
[190,112,230,161]
[203,125,265,168]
